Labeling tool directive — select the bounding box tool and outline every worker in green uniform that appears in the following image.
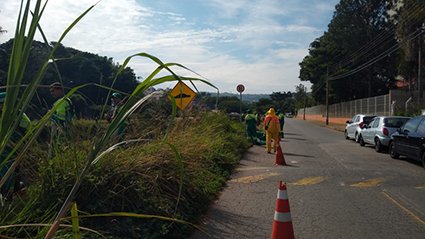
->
[49,82,74,157]
[277,109,285,138]
[244,109,257,144]
[105,92,128,141]
[0,92,31,198]
[49,82,74,131]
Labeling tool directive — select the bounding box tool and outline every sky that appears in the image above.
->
[0,0,339,94]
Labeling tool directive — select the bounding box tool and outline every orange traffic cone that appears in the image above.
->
[275,144,287,166]
[271,181,295,239]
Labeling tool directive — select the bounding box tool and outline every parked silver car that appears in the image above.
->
[358,116,410,152]
[345,114,376,142]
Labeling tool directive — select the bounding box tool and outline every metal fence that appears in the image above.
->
[298,89,425,118]
[329,94,390,118]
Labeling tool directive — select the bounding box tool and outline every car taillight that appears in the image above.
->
[359,122,365,129]
[383,127,389,136]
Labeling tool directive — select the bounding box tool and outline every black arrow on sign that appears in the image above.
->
[174,93,191,99]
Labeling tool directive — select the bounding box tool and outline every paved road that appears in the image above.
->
[190,118,425,239]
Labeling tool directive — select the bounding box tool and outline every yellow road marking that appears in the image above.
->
[291,176,326,186]
[229,173,279,184]
[350,178,383,188]
[382,191,425,226]
[415,184,425,189]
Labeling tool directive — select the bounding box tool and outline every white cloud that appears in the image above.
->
[0,0,337,94]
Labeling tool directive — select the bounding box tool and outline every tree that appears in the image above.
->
[299,0,398,104]
[269,91,295,113]
[255,98,274,115]
[293,84,315,114]
[0,39,138,118]
[217,96,243,113]
[392,0,425,90]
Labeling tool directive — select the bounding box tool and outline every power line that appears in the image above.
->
[329,1,423,71]
[329,27,423,81]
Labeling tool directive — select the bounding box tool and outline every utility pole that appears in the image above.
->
[303,85,307,120]
[326,67,329,125]
[303,92,306,120]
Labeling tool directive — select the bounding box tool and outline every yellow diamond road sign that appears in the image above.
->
[170,81,196,110]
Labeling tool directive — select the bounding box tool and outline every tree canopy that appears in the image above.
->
[299,0,424,104]
[0,39,138,117]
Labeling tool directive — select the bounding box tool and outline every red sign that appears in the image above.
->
[236,84,245,93]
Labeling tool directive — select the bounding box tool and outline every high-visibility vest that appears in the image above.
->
[52,97,73,126]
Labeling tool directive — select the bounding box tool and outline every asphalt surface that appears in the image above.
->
[190,118,425,239]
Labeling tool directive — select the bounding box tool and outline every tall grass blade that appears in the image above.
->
[60,212,210,237]
[167,143,184,215]
[71,202,81,239]
[46,54,216,237]
[0,0,96,188]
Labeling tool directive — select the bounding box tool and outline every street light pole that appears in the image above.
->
[303,85,306,120]
[303,96,306,120]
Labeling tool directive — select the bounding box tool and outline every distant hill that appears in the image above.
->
[219,92,270,102]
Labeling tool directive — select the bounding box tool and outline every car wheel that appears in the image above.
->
[374,138,382,152]
[389,142,399,159]
[344,130,349,139]
[359,135,365,146]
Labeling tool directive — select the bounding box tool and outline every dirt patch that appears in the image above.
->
[295,115,347,132]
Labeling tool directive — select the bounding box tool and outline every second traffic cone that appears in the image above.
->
[275,144,287,166]
[271,181,295,239]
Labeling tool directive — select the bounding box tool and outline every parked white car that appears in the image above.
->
[345,114,376,142]
[358,116,410,152]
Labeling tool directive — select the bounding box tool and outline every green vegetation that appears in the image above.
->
[199,90,300,115]
[299,0,425,104]
[1,113,249,238]
[0,39,138,118]
[0,1,244,238]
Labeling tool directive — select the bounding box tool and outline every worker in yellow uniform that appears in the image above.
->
[0,92,31,199]
[263,108,280,154]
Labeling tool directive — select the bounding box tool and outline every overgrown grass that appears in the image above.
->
[0,112,250,238]
[0,1,229,238]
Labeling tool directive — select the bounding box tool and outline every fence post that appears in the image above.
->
[391,100,396,116]
[384,95,387,115]
[364,99,367,114]
[375,96,377,115]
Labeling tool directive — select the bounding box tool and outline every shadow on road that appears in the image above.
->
[284,152,315,158]
[282,137,306,141]
[190,207,270,239]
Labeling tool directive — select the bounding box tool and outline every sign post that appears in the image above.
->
[236,84,245,122]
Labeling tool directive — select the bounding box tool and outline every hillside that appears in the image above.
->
[219,92,270,102]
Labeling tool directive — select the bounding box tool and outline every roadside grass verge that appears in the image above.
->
[0,112,250,238]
